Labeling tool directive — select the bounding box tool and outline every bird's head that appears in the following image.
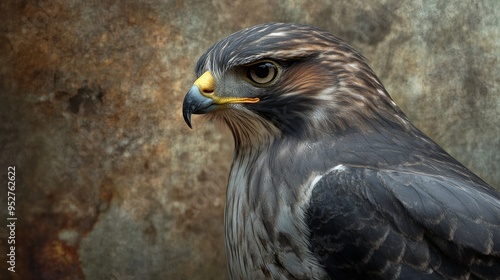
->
[183,23,408,148]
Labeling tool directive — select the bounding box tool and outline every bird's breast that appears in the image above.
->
[224,149,328,279]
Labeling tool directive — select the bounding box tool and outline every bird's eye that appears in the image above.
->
[247,62,279,85]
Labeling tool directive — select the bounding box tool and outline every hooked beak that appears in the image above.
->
[182,71,259,128]
[182,84,218,128]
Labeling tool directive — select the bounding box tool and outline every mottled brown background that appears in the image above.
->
[0,0,498,279]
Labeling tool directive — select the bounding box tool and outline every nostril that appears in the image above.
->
[203,88,214,94]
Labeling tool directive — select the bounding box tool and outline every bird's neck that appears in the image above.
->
[221,110,281,151]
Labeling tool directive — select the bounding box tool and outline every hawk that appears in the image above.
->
[182,23,500,279]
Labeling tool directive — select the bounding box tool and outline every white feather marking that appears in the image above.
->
[310,174,324,189]
[268,31,287,37]
[346,63,360,70]
[331,164,347,172]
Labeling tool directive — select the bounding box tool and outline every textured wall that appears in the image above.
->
[0,0,498,279]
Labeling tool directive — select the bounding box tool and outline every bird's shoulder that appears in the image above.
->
[306,163,500,279]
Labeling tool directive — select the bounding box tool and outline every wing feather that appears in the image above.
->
[307,165,500,279]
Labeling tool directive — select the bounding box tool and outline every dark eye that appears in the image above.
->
[248,62,279,85]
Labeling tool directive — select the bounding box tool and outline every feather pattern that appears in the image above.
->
[185,23,500,279]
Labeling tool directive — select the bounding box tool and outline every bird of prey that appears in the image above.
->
[182,23,500,279]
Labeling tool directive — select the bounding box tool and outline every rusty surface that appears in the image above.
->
[0,0,498,279]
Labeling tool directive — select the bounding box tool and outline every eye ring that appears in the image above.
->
[247,61,279,85]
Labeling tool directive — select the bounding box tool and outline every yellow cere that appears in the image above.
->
[194,71,260,105]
